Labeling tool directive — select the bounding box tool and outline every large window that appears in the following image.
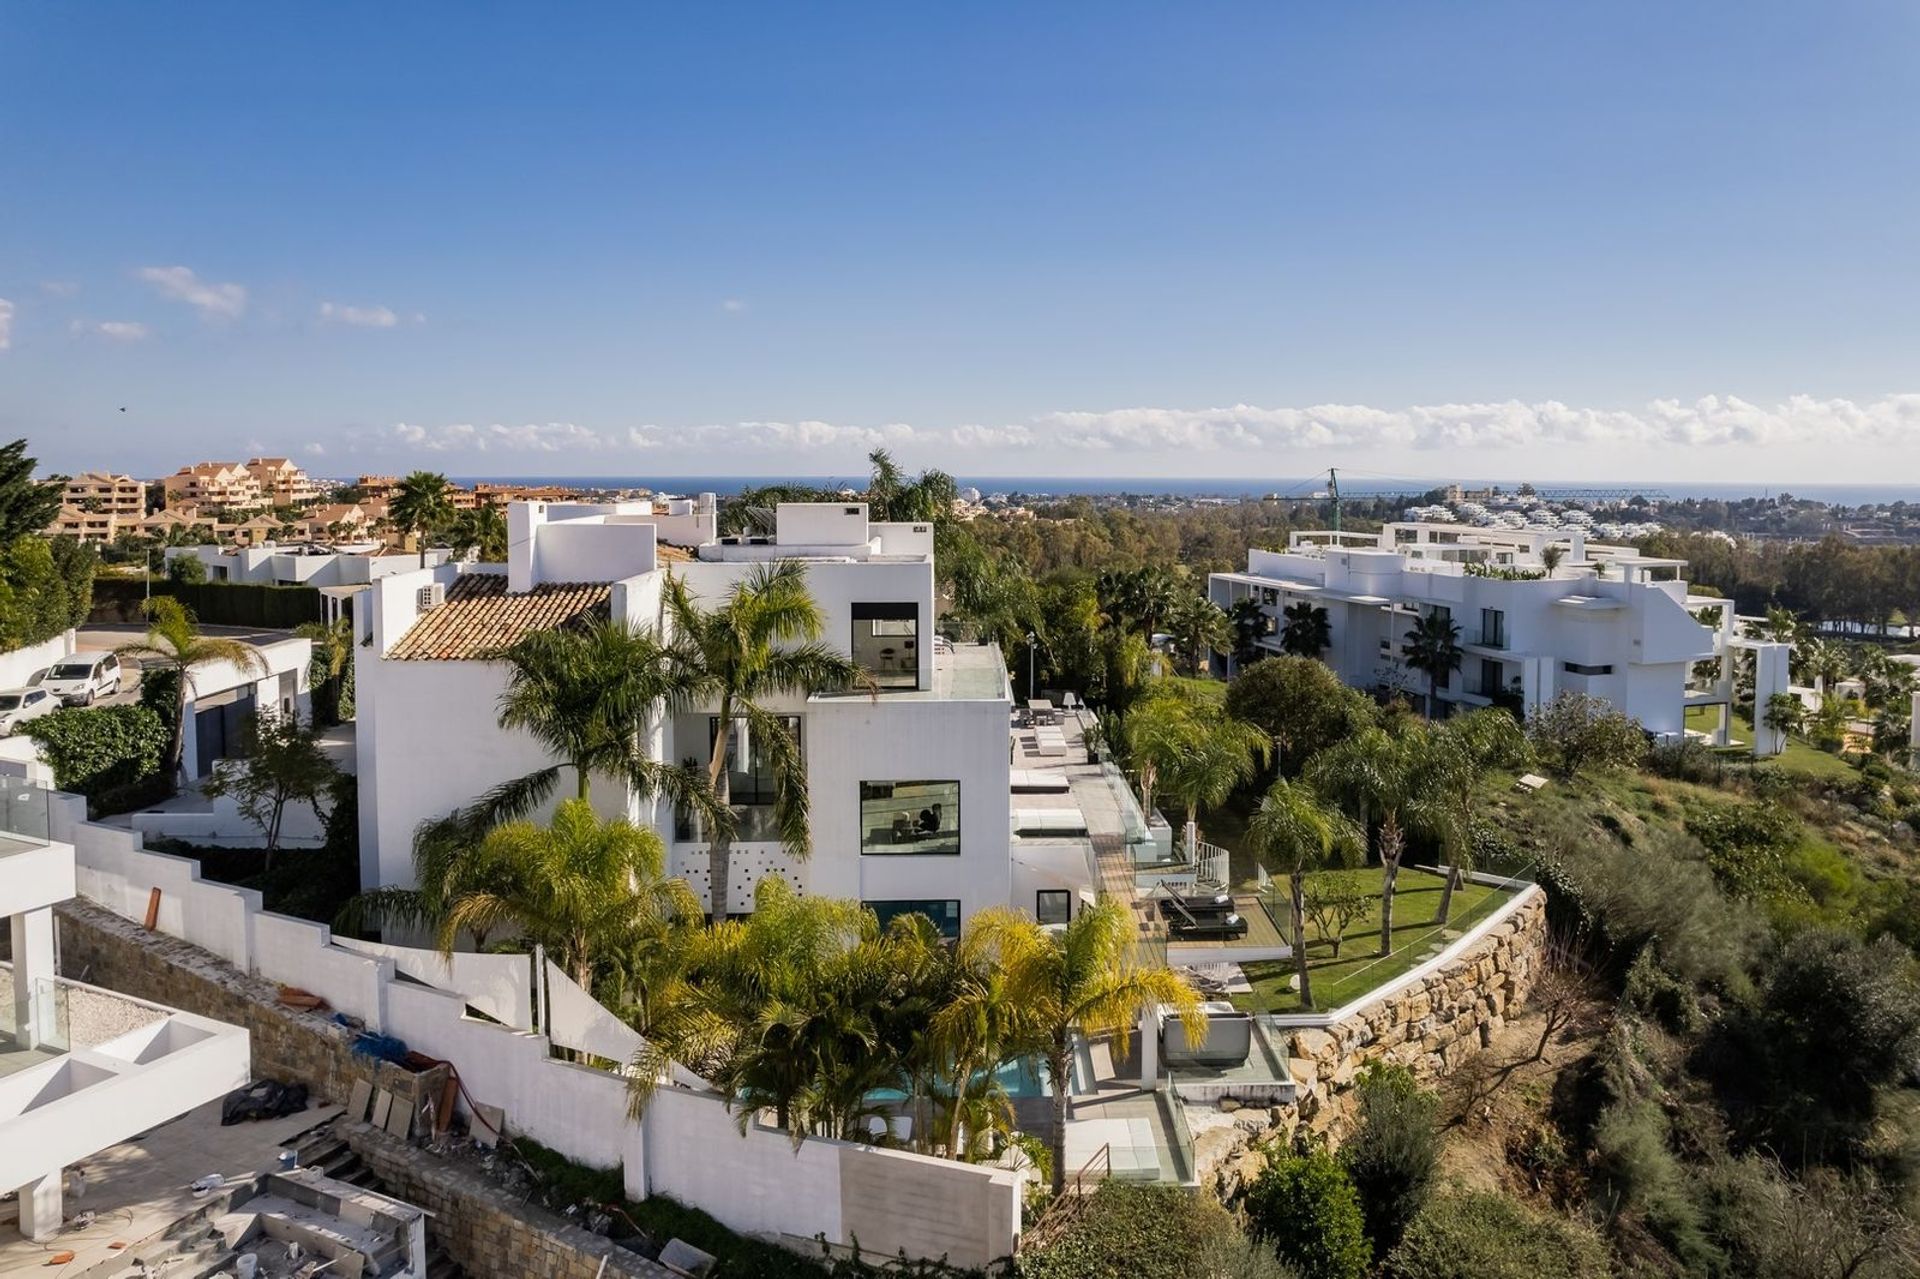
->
[677,716,801,842]
[1480,608,1506,649]
[1036,890,1072,926]
[860,780,960,855]
[852,602,919,690]
[866,899,961,939]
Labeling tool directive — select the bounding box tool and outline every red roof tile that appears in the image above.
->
[387,574,611,661]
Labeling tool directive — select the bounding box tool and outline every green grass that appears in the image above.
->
[1230,866,1518,1014]
[1683,705,1858,782]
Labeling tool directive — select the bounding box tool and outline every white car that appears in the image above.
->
[0,686,59,734]
[40,652,123,706]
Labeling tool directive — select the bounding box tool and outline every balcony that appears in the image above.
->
[675,804,787,845]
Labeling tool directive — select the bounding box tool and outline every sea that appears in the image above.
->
[437,476,1920,506]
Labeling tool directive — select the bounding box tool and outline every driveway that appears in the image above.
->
[71,624,303,709]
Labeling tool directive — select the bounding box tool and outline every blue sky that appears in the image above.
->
[3,2,1918,483]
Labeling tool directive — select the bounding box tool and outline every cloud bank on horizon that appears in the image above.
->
[369,394,1920,473]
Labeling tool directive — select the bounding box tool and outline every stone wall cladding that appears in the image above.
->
[1194,889,1548,1196]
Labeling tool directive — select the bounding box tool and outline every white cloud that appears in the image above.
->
[39,281,79,298]
[379,395,1920,462]
[720,299,748,314]
[304,442,327,457]
[319,301,400,329]
[0,299,12,351]
[136,265,247,319]
[70,320,150,342]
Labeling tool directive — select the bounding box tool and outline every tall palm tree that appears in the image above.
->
[389,471,454,567]
[1308,725,1424,958]
[1401,609,1464,718]
[932,928,1029,1159]
[1166,593,1230,676]
[1228,598,1271,667]
[864,448,957,523]
[663,561,872,923]
[1280,601,1332,658]
[1246,779,1362,1009]
[965,899,1204,1195]
[1413,708,1528,923]
[1157,708,1269,856]
[435,799,698,999]
[294,616,354,725]
[448,503,509,562]
[116,597,266,784]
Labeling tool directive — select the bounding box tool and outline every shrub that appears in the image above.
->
[1589,1096,1718,1270]
[1243,1147,1370,1279]
[1646,738,1725,785]
[24,704,168,798]
[1383,1192,1610,1279]
[166,554,207,584]
[1684,799,1803,901]
[1021,1181,1295,1279]
[0,536,89,649]
[1526,692,1646,778]
[1338,1065,1439,1257]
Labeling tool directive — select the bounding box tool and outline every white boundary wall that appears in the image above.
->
[52,792,1020,1267]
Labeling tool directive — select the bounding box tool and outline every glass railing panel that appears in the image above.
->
[0,974,71,1055]
[0,778,50,847]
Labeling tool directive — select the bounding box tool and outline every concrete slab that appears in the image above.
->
[0,1099,341,1277]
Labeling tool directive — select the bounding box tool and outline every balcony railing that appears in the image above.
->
[0,778,50,849]
[1466,630,1507,650]
[0,972,71,1057]
[674,805,786,844]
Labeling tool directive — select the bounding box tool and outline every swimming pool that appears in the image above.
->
[867,1057,1051,1103]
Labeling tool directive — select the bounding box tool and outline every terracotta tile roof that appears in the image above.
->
[387,574,612,661]
[657,543,694,564]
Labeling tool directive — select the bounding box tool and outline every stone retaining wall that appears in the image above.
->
[344,1122,674,1279]
[1193,889,1549,1195]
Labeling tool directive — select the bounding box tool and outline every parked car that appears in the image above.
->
[0,686,58,734]
[39,652,123,706]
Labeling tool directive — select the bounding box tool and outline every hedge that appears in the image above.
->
[23,704,169,800]
[91,577,322,629]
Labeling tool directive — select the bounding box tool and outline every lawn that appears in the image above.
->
[1682,705,1858,782]
[1230,865,1519,1015]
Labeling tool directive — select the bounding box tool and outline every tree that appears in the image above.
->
[1400,610,1463,719]
[389,471,454,567]
[1280,601,1332,658]
[663,561,871,923]
[448,504,508,562]
[1302,872,1368,960]
[1309,725,1424,958]
[1248,780,1363,1008]
[1225,656,1376,778]
[294,617,355,725]
[1384,1191,1610,1279]
[1525,692,1645,778]
[165,552,206,584]
[438,799,697,999]
[1123,679,1220,819]
[863,448,956,523]
[1165,592,1230,676]
[201,712,340,865]
[964,899,1203,1195]
[0,439,65,543]
[1244,1146,1371,1279]
[1414,708,1528,922]
[1156,699,1270,852]
[1763,691,1806,738]
[1341,1065,1440,1257]
[116,596,266,784]
[1229,597,1272,667]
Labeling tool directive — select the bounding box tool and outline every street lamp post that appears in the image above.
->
[1026,631,1037,703]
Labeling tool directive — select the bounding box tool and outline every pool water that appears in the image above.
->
[868,1057,1051,1103]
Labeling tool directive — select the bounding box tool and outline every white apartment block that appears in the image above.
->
[1209,522,1790,754]
[355,499,1023,931]
[2,785,249,1242]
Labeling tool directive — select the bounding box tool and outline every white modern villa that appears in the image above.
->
[2,784,249,1242]
[355,499,1049,929]
[1209,522,1792,755]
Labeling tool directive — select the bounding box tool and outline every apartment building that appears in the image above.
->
[47,505,129,542]
[60,471,145,517]
[243,456,321,506]
[1209,522,1791,754]
[355,499,1021,928]
[1,787,250,1241]
[161,462,264,512]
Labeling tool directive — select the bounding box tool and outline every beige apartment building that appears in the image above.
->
[244,456,321,506]
[162,462,265,511]
[60,471,146,517]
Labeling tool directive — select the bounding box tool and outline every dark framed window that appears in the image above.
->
[860,780,960,855]
[1480,608,1506,649]
[1036,890,1072,926]
[852,602,919,690]
[1562,661,1615,676]
[678,716,801,842]
[866,899,961,939]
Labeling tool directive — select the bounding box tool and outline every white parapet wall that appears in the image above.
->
[54,793,1023,1269]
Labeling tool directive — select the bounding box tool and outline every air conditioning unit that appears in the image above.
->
[417,583,445,611]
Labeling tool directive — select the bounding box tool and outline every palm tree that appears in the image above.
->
[1414,709,1527,923]
[1228,598,1271,667]
[1280,601,1332,658]
[966,900,1204,1195]
[448,504,509,562]
[389,471,454,567]
[1166,593,1230,676]
[663,561,872,923]
[1308,726,1423,959]
[864,448,957,523]
[1156,708,1269,856]
[116,597,266,784]
[1121,680,1210,817]
[1246,779,1362,1009]
[294,616,354,725]
[436,799,698,1000]
[1401,609,1464,718]
[932,929,1029,1159]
